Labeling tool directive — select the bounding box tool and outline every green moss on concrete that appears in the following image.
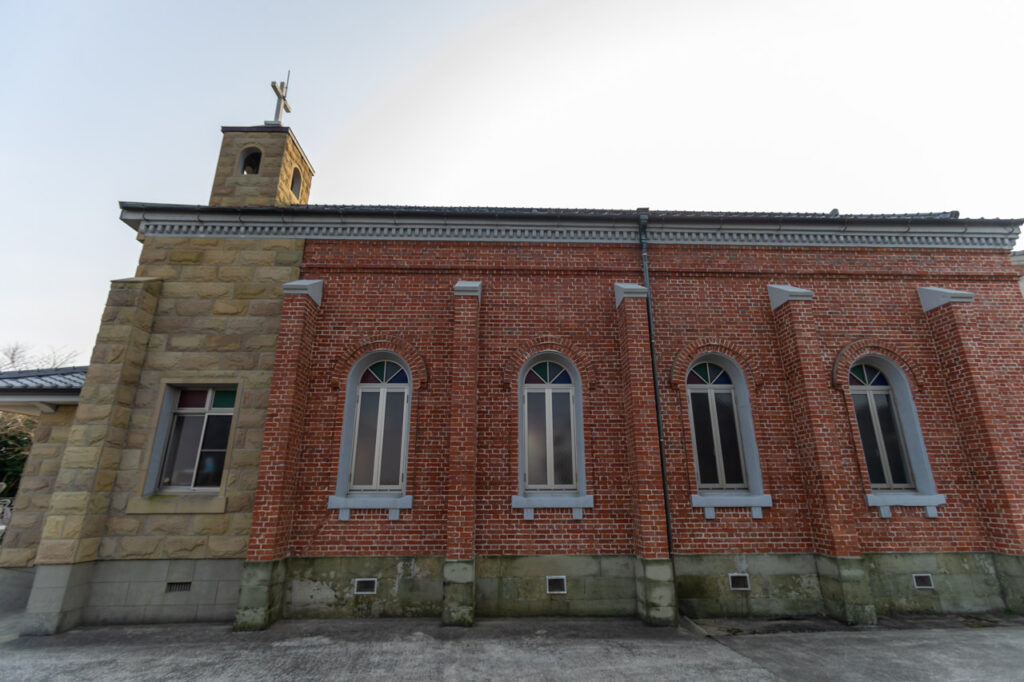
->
[234,559,286,631]
[474,555,636,618]
[285,556,443,619]
[675,553,824,619]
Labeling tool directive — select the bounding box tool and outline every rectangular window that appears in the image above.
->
[158,387,236,491]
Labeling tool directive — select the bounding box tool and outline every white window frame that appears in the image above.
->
[849,368,914,490]
[143,384,238,496]
[685,353,771,519]
[686,372,748,490]
[328,352,414,521]
[849,355,945,518]
[512,352,593,520]
[523,380,577,491]
[348,380,410,492]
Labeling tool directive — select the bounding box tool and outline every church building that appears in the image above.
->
[3,90,1023,633]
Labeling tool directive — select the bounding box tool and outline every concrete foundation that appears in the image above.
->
[24,559,242,634]
[443,559,475,625]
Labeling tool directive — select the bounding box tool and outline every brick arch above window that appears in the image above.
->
[501,336,596,390]
[331,336,429,390]
[831,339,921,391]
[670,339,762,391]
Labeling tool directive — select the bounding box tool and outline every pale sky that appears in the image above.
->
[2,0,1022,364]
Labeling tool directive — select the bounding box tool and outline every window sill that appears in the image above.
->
[691,493,772,519]
[511,493,594,520]
[126,494,227,515]
[328,494,413,521]
[865,492,946,518]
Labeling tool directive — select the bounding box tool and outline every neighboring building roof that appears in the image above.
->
[119,202,1023,250]
[0,366,86,416]
[0,366,88,391]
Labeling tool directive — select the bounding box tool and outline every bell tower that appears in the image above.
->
[208,76,315,207]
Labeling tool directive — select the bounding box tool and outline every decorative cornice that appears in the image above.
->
[282,279,323,306]
[453,280,482,298]
[120,207,1021,250]
[917,286,975,312]
[614,283,648,308]
[767,284,814,310]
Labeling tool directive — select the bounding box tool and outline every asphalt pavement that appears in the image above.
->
[1,614,1023,681]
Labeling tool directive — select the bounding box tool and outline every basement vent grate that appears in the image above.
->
[546,576,567,594]
[166,582,192,593]
[913,574,934,590]
[728,573,751,591]
[354,578,378,595]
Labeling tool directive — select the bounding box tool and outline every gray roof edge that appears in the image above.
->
[0,366,89,380]
[118,201,1024,228]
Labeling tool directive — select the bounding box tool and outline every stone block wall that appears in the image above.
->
[0,405,76,567]
[91,236,303,563]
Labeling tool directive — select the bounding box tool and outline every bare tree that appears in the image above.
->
[0,343,78,372]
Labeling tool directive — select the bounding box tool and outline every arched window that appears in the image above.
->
[290,168,302,198]
[350,359,409,490]
[512,353,592,519]
[846,355,945,518]
[239,148,261,175]
[686,361,745,488]
[523,359,576,489]
[328,352,413,520]
[684,354,771,519]
[849,363,912,489]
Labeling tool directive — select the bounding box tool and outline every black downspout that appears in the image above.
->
[636,208,678,608]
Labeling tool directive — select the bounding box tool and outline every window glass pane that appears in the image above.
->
[212,390,236,408]
[871,371,889,386]
[693,363,710,383]
[378,392,405,486]
[873,393,910,486]
[712,368,732,385]
[524,370,544,384]
[526,393,547,486]
[533,363,549,382]
[369,362,387,382]
[690,392,718,485]
[551,393,574,485]
[686,370,705,385]
[177,389,208,408]
[714,392,744,485]
[193,451,225,487]
[201,415,232,450]
[162,415,204,486]
[352,392,379,486]
[853,393,886,484]
[390,369,408,384]
[550,368,572,384]
[360,369,378,383]
[850,365,867,385]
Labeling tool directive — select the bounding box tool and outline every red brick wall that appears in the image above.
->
[251,240,1024,559]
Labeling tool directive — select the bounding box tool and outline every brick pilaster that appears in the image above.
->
[614,284,669,560]
[246,281,322,563]
[614,283,676,625]
[920,288,1024,554]
[770,284,874,624]
[442,281,481,626]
